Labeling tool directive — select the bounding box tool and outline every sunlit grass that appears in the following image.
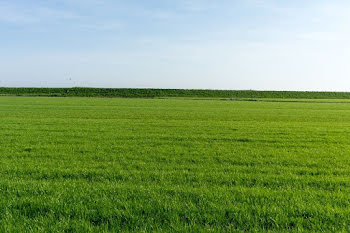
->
[1,96,350,232]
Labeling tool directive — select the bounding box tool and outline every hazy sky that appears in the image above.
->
[1,0,350,90]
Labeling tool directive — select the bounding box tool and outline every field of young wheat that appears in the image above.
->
[1,96,350,232]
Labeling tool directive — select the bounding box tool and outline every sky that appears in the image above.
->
[1,0,350,91]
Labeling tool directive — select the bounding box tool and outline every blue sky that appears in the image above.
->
[1,0,350,90]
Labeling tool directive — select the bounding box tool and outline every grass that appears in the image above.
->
[1,96,350,232]
[3,87,350,99]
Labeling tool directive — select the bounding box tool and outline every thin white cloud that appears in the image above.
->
[245,0,292,13]
[0,1,124,32]
[151,11,180,20]
[0,3,37,23]
[180,0,215,12]
[0,2,80,24]
[297,32,349,42]
[79,22,124,31]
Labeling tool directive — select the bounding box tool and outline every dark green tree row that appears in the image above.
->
[1,87,350,99]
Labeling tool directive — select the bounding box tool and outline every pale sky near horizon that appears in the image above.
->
[1,0,350,91]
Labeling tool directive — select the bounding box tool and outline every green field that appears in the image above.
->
[2,96,350,232]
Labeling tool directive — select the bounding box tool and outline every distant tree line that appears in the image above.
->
[0,87,350,99]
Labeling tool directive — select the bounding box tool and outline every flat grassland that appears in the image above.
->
[1,96,350,232]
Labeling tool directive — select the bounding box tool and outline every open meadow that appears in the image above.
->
[1,96,350,232]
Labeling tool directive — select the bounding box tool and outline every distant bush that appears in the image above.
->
[0,87,350,99]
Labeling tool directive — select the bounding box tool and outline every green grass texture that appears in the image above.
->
[1,96,350,232]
